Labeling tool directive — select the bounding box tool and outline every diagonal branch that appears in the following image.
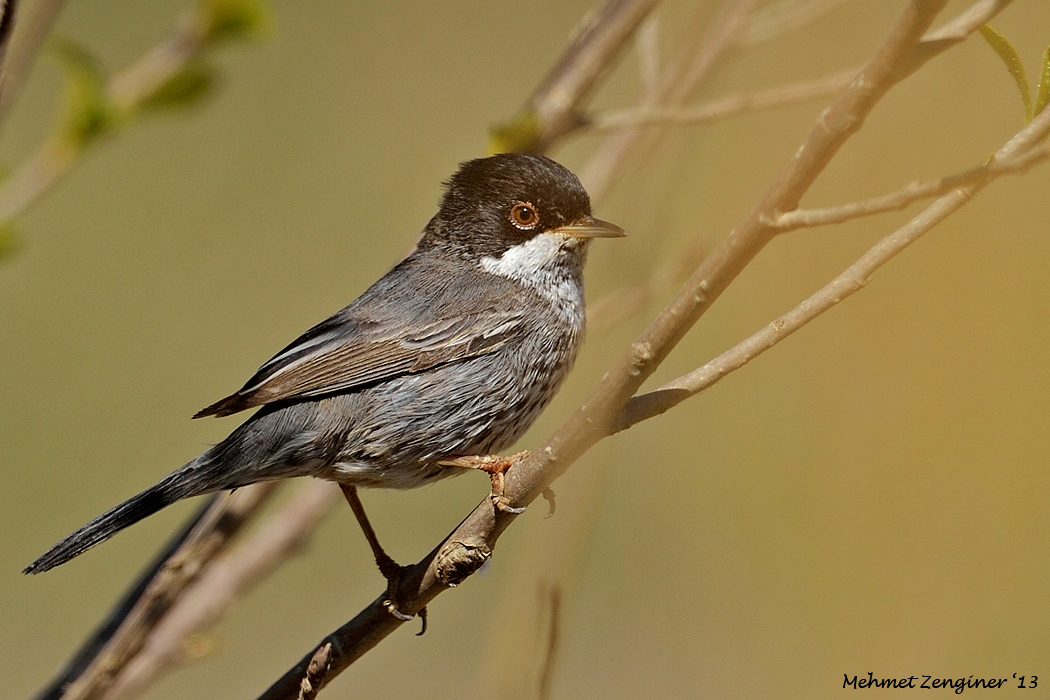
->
[580,0,758,199]
[585,65,859,131]
[523,0,660,152]
[46,2,1025,699]
[772,143,1050,231]
[522,0,956,499]
[106,481,340,699]
[0,9,205,226]
[0,0,68,127]
[59,483,277,700]
[619,106,1050,431]
[32,497,220,700]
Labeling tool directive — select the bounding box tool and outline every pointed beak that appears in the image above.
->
[553,216,626,239]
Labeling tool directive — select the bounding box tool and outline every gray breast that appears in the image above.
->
[329,289,583,489]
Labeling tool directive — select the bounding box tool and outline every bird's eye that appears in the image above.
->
[509,202,540,230]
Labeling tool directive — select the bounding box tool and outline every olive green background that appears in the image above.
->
[2,1,1048,698]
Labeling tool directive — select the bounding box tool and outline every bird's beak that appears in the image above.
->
[553,216,626,239]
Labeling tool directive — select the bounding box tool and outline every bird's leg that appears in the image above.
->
[339,485,426,632]
[439,451,529,514]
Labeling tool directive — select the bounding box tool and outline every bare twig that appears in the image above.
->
[536,584,562,700]
[0,9,206,227]
[904,0,1013,76]
[740,0,853,47]
[634,12,660,92]
[773,144,1050,230]
[535,0,957,496]
[524,0,660,152]
[586,65,858,130]
[580,0,758,199]
[107,481,340,699]
[0,0,67,126]
[59,483,277,700]
[620,106,1050,431]
[33,497,220,700]
[0,0,20,82]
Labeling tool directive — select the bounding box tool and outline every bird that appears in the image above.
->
[25,153,624,593]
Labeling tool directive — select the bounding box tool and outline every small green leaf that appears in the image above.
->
[979,24,1032,122]
[198,0,274,45]
[1035,45,1050,118]
[0,224,18,261]
[50,36,114,148]
[140,62,218,112]
[488,112,540,155]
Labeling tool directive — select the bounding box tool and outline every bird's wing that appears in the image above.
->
[193,310,525,418]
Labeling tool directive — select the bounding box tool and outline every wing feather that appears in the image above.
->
[193,312,524,418]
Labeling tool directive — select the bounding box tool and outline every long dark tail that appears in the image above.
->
[24,457,221,574]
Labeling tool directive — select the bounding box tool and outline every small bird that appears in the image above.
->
[25,153,623,582]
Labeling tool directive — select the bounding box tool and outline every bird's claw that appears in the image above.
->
[488,470,526,514]
[440,452,530,514]
[541,487,556,518]
[493,494,527,514]
[383,599,414,621]
[380,571,428,634]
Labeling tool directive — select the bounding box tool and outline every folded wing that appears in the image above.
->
[194,310,524,418]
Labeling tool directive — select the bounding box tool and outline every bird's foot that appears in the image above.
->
[375,558,427,634]
[440,451,529,513]
[340,484,426,633]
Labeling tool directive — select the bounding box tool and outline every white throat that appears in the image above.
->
[480,233,586,325]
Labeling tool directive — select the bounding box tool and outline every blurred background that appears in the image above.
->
[2,1,1048,698]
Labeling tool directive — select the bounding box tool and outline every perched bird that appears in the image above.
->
[25,153,624,580]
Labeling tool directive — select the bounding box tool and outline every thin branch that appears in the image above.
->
[634,12,660,92]
[739,0,853,47]
[59,483,277,700]
[0,0,67,127]
[772,144,1050,230]
[536,583,562,700]
[0,9,206,227]
[0,0,20,82]
[105,13,202,112]
[33,497,220,700]
[533,0,956,497]
[580,0,758,199]
[107,481,340,700]
[586,65,858,131]
[921,0,1013,44]
[904,0,1014,76]
[619,104,1050,431]
[524,0,661,152]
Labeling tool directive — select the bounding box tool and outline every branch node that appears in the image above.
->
[435,539,492,587]
[296,643,332,700]
[758,211,781,228]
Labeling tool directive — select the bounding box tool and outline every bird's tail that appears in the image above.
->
[24,457,221,574]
